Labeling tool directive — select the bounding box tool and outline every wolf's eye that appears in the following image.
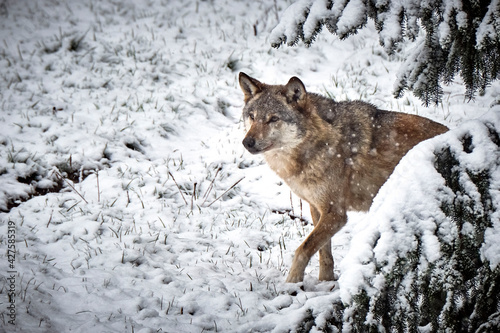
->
[269,116,279,123]
[248,112,255,121]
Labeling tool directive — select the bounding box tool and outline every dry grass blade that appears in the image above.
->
[207,177,244,207]
[201,166,222,205]
[168,171,188,205]
[54,170,88,204]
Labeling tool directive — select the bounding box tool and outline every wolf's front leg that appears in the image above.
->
[310,207,335,281]
[286,211,344,283]
[286,252,309,283]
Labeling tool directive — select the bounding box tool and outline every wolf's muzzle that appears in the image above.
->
[243,137,268,154]
[242,137,257,152]
[243,136,273,154]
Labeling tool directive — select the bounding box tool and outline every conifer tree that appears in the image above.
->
[270,0,500,105]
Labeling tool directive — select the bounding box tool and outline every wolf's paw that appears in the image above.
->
[285,272,304,283]
[280,282,304,296]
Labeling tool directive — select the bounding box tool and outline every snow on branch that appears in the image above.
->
[271,0,500,105]
[476,0,500,48]
[270,0,317,47]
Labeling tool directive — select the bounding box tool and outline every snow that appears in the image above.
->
[476,0,500,48]
[270,0,314,46]
[302,0,331,41]
[377,0,403,52]
[336,0,367,39]
[0,0,499,332]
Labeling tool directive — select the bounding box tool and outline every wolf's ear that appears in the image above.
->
[239,72,262,102]
[285,77,306,104]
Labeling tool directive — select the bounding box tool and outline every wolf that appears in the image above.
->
[239,72,448,283]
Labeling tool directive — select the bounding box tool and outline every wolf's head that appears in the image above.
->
[239,72,310,155]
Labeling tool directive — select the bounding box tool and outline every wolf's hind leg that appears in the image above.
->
[318,239,335,281]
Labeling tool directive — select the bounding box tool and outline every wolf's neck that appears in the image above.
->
[263,148,300,180]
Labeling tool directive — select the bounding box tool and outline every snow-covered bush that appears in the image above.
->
[295,110,500,332]
[270,0,500,105]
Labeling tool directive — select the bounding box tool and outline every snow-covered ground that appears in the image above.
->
[0,0,498,332]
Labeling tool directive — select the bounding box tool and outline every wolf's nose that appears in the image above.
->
[242,137,255,149]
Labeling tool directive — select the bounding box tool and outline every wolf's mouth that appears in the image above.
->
[245,144,273,154]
